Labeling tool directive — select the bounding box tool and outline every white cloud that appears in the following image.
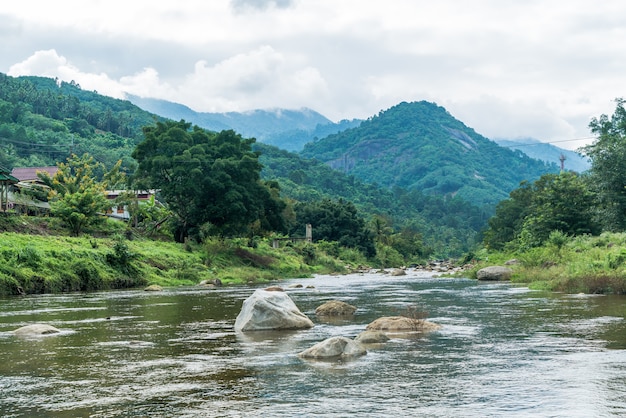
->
[2,0,626,148]
[6,47,330,116]
[7,49,126,98]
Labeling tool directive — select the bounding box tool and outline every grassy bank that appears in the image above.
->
[466,231,626,294]
[0,216,366,296]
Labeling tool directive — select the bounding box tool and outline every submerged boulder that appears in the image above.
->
[235,289,314,332]
[298,336,366,360]
[144,284,163,291]
[476,266,513,281]
[354,330,390,344]
[366,316,441,332]
[315,300,357,316]
[13,324,61,336]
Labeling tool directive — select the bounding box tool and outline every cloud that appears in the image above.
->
[230,0,296,13]
[177,45,329,111]
[7,49,126,98]
[6,47,330,116]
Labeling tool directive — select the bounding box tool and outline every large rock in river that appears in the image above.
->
[235,289,314,332]
[315,300,357,316]
[13,324,61,336]
[298,336,366,360]
[366,316,441,332]
[476,266,513,281]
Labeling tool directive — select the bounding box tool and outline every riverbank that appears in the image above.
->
[465,231,626,295]
[0,216,368,296]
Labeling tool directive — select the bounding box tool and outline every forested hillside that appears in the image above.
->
[256,143,486,256]
[301,101,559,207]
[0,73,163,172]
[0,73,503,257]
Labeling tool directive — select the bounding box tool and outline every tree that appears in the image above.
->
[482,181,533,250]
[518,172,598,247]
[292,198,376,257]
[482,172,598,250]
[582,98,626,231]
[38,153,122,235]
[132,120,287,241]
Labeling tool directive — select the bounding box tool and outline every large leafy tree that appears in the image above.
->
[582,98,626,231]
[132,121,286,241]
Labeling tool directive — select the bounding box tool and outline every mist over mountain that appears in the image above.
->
[126,95,361,151]
[494,138,591,173]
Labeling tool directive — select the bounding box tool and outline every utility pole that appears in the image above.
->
[559,153,566,171]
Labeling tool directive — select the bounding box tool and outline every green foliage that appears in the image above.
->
[582,98,626,231]
[291,198,375,257]
[473,232,626,294]
[132,121,288,242]
[374,243,405,269]
[484,172,599,250]
[105,235,138,275]
[300,101,557,207]
[37,153,121,235]
[257,143,482,257]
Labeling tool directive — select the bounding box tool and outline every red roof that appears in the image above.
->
[11,166,58,182]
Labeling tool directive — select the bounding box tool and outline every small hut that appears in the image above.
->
[0,165,19,213]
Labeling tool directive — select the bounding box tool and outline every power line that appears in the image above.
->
[498,136,597,148]
[0,136,71,149]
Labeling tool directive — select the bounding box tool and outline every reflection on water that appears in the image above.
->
[0,271,625,417]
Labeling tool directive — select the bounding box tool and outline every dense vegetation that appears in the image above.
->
[257,143,486,257]
[0,73,487,258]
[0,215,360,297]
[300,101,559,207]
[0,73,162,172]
[5,72,626,295]
[473,99,626,294]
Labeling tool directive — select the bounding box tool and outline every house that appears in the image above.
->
[104,189,159,220]
[11,166,59,185]
[7,166,59,213]
[7,166,158,219]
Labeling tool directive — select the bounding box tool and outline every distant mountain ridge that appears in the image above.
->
[300,101,559,207]
[126,95,361,151]
[494,138,591,173]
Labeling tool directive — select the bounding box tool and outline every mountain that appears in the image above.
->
[494,138,591,173]
[300,101,560,208]
[255,142,486,256]
[126,95,361,151]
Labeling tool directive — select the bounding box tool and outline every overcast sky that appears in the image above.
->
[2,0,625,150]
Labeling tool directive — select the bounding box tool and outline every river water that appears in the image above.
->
[0,271,625,417]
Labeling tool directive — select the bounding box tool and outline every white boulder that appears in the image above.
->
[234,289,314,332]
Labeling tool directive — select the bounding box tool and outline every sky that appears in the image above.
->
[2,0,625,150]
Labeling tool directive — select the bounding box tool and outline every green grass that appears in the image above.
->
[0,215,357,296]
[468,232,626,294]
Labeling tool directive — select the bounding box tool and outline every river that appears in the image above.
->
[0,271,625,417]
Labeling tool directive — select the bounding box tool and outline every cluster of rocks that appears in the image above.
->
[235,288,441,361]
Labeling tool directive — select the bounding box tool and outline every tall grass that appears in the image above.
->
[0,216,366,296]
[471,232,626,294]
